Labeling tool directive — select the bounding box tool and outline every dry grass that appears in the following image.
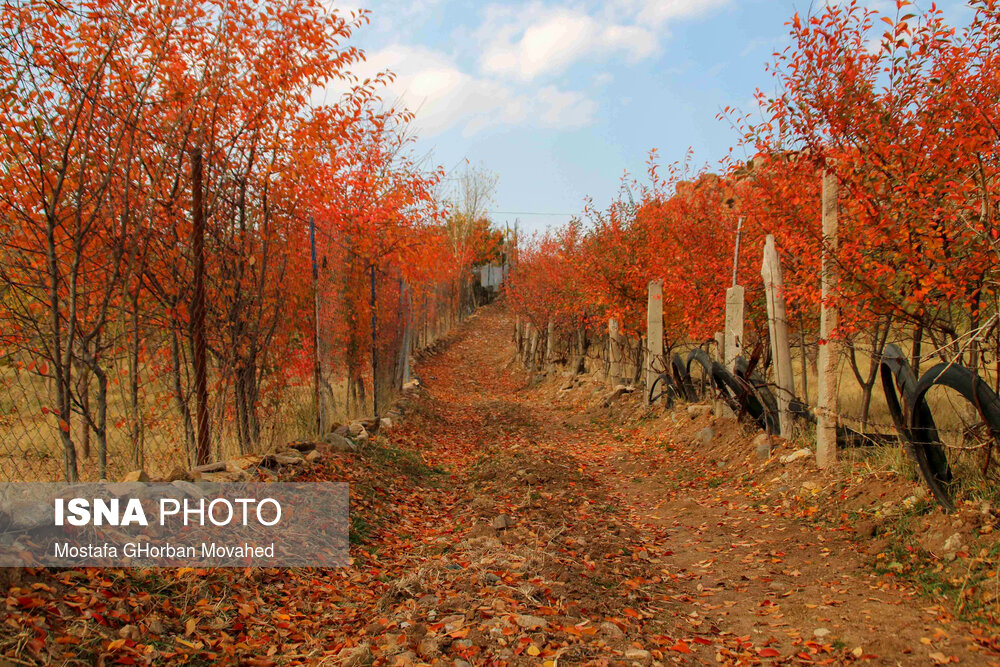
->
[0,367,365,482]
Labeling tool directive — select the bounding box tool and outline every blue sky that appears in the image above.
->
[322,0,973,234]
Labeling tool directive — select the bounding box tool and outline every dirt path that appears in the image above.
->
[352,305,999,666]
[3,305,997,666]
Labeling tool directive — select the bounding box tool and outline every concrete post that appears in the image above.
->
[817,170,840,468]
[713,332,725,363]
[608,318,622,385]
[724,286,744,371]
[761,235,796,438]
[646,280,664,404]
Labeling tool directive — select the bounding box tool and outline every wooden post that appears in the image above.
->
[399,280,412,386]
[190,148,211,466]
[516,315,524,358]
[370,263,378,421]
[546,319,555,366]
[817,170,840,468]
[646,280,664,404]
[761,234,795,438]
[608,318,622,385]
[528,322,538,369]
[310,217,323,437]
[724,286,744,371]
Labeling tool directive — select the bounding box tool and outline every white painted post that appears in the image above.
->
[817,170,840,468]
[761,234,796,438]
[608,318,622,386]
[647,280,664,404]
[724,286,744,371]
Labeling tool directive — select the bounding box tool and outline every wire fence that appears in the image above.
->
[516,312,1000,511]
[0,253,475,483]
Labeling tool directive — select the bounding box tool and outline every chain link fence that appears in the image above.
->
[0,249,474,483]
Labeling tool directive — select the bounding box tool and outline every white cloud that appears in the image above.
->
[316,43,598,136]
[482,9,595,81]
[479,4,659,81]
[630,0,732,27]
[535,86,598,127]
[313,0,737,135]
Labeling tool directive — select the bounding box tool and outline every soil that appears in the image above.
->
[2,304,998,665]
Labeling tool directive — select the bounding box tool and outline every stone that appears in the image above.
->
[171,480,206,498]
[274,448,303,460]
[121,470,149,483]
[753,432,775,460]
[599,620,624,638]
[801,480,821,493]
[380,417,394,431]
[624,648,652,665]
[305,450,321,463]
[780,448,813,464]
[515,614,547,630]
[105,482,148,498]
[166,467,192,482]
[943,532,963,555]
[693,427,714,446]
[348,421,366,437]
[403,379,420,391]
[270,453,304,466]
[687,404,712,418]
[5,501,54,531]
[322,433,356,453]
[813,628,831,639]
[492,514,513,530]
[602,384,634,407]
[715,402,737,420]
[118,624,140,640]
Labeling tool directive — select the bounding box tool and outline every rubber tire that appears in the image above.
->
[686,349,714,399]
[710,361,777,433]
[672,353,698,401]
[734,360,780,434]
[648,373,678,407]
[909,363,1000,512]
